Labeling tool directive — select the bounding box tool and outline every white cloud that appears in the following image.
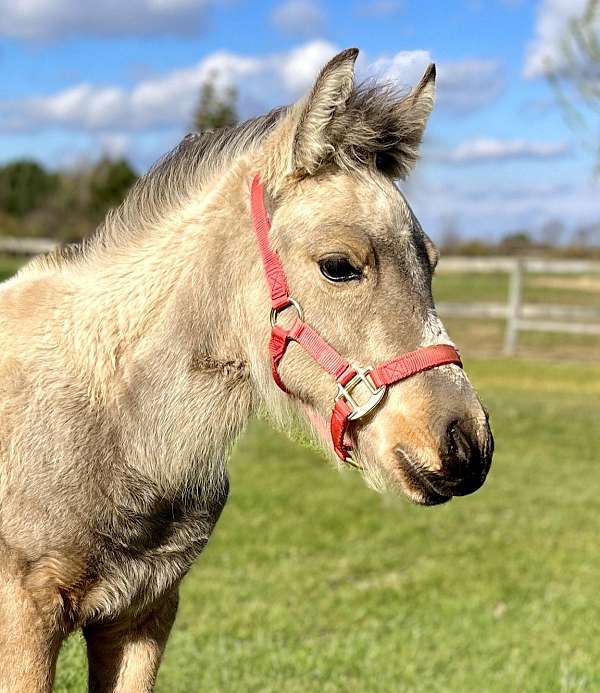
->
[2,42,450,134]
[278,40,338,93]
[271,0,325,37]
[0,45,506,141]
[367,50,433,88]
[436,59,505,114]
[0,0,216,40]
[0,43,339,133]
[370,54,505,114]
[354,0,403,17]
[523,0,599,79]
[438,137,570,163]
[408,178,600,239]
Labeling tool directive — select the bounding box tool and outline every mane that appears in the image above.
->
[25,80,412,274]
[102,106,286,250]
[26,106,286,273]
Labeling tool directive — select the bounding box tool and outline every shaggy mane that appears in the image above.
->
[25,81,413,274]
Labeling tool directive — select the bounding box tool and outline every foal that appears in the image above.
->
[0,48,492,692]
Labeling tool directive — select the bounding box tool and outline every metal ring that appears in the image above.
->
[345,450,363,470]
[270,298,304,328]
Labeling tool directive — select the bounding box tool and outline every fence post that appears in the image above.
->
[503,259,524,357]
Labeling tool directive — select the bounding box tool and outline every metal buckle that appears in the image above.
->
[335,367,386,421]
[270,298,304,328]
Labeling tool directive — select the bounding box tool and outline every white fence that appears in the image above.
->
[436,257,600,356]
[0,236,57,255]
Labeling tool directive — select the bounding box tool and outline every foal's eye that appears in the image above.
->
[318,256,363,283]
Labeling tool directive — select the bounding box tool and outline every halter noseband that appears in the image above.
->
[250,174,462,465]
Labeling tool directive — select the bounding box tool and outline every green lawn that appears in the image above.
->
[432,270,600,307]
[52,359,600,692]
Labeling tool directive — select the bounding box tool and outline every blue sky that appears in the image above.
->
[0,0,598,240]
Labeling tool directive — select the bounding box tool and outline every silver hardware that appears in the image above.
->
[345,449,363,469]
[335,367,386,422]
[270,298,304,328]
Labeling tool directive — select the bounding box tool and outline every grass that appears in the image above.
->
[0,254,26,282]
[432,271,600,307]
[51,358,600,692]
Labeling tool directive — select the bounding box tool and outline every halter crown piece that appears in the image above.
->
[250,174,463,465]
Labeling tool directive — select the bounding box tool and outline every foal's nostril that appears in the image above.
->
[443,420,473,478]
[442,417,492,482]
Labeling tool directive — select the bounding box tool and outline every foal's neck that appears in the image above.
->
[67,160,265,492]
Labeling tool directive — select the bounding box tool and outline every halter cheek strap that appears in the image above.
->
[250,174,462,464]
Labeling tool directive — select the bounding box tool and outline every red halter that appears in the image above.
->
[250,175,462,464]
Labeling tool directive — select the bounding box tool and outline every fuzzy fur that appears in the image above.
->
[0,49,491,693]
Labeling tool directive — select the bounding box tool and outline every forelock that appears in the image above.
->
[325,81,422,180]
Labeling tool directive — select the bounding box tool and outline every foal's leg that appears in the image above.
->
[0,566,64,693]
[83,589,179,693]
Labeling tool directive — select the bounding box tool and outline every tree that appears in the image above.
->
[438,216,463,255]
[499,230,535,256]
[0,157,138,242]
[87,158,138,221]
[539,219,565,248]
[192,75,238,132]
[0,160,59,218]
[570,221,600,247]
[549,0,600,169]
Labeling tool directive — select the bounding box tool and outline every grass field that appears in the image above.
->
[49,358,600,692]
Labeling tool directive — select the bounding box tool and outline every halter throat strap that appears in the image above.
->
[250,174,462,464]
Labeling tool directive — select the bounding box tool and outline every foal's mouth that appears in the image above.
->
[394,448,489,506]
[394,449,453,506]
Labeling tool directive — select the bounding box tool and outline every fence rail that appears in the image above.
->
[439,257,600,274]
[0,236,57,255]
[437,256,600,355]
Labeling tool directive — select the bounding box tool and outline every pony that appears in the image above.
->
[0,48,493,692]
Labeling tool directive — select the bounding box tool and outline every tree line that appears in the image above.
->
[0,74,239,244]
[0,158,138,243]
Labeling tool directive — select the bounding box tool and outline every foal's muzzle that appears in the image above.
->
[395,415,493,504]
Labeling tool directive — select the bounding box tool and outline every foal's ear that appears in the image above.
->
[394,63,436,178]
[292,48,359,175]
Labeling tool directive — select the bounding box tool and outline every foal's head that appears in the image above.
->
[249,48,493,504]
